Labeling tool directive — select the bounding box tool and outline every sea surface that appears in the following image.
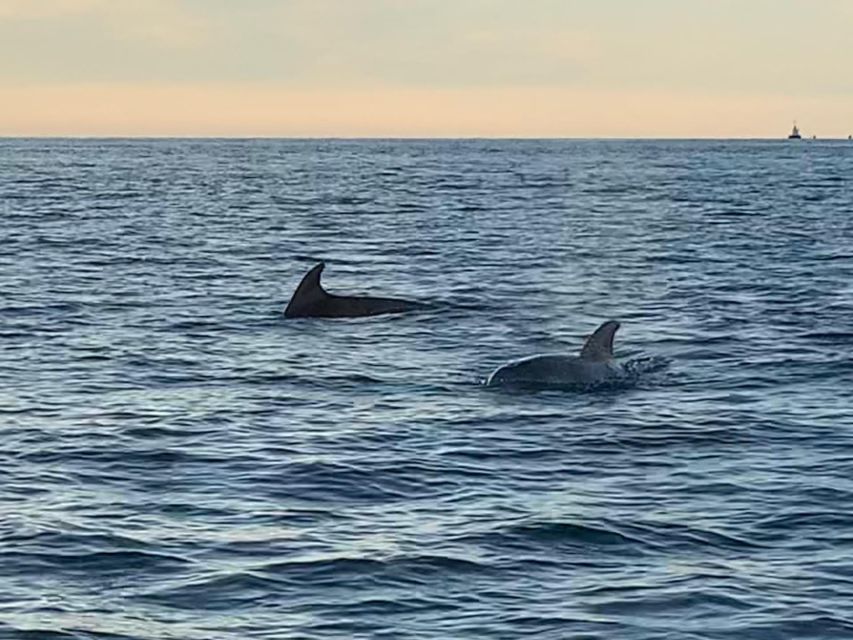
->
[1,138,852,639]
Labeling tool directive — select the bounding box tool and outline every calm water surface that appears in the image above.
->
[1,139,852,639]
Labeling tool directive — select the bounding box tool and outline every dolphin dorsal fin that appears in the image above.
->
[579,320,620,361]
[284,262,328,317]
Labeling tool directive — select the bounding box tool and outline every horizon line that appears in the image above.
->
[2,134,850,141]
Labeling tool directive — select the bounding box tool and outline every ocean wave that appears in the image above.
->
[459,517,768,557]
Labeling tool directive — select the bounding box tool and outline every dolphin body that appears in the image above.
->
[486,320,623,388]
[284,262,425,319]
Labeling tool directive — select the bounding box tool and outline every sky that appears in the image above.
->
[1,0,851,137]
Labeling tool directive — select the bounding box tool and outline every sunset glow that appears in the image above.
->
[2,0,851,137]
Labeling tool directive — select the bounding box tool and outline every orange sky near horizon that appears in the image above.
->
[1,0,851,138]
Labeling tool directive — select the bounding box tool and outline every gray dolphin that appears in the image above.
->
[486,320,623,387]
[284,262,425,319]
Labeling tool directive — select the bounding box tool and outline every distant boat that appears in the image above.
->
[788,122,802,139]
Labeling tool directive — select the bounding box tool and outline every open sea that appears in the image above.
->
[1,138,852,639]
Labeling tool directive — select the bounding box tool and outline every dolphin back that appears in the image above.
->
[486,354,618,388]
[330,295,423,317]
[284,261,425,319]
[486,354,584,386]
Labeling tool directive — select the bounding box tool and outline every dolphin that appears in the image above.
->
[486,320,624,388]
[284,262,426,319]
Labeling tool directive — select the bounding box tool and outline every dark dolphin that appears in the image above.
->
[284,262,426,319]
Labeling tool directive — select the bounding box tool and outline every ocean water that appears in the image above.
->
[1,138,852,639]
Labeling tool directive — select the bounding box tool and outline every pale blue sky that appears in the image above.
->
[1,0,851,136]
